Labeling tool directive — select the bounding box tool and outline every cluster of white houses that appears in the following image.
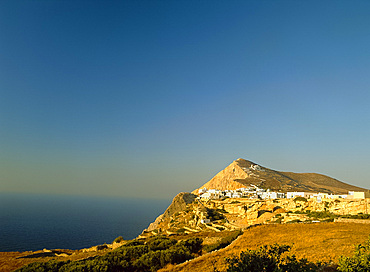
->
[198,185,368,200]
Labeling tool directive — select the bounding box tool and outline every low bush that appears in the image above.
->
[16,260,70,272]
[113,236,124,243]
[340,214,370,220]
[306,211,337,219]
[293,196,308,202]
[16,237,203,272]
[207,208,225,221]
[146,236,177,251]
[338,237,370,272]
[224,243,325,272]
[287,219,301,224]
[176,228,186,233]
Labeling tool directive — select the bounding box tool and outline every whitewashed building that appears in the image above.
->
[286,192,305,199]
[198,188,207,194]
[348,191,365,199]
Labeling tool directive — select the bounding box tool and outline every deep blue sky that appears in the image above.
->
[1,1,370,199]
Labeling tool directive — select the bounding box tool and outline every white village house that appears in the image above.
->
[198,186,367,200]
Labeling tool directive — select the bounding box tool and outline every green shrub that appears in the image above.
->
[287,219,301,224]
[207,208,225,221]
[176,227,186,233]
[146,236,177,251]
[113,236,124,243]
[122,239,144,247]
[306,211,337,219]
[293,196,308,202]
[17,237,203,272]
[341,214,370,220]
[178,237,203,254]
[338,237,370,272]
[15,260,70,272]
[134,239,199,272]
[225,244,324,272]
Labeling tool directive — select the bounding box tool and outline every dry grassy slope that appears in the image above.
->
[159,223,370,272]
[193,158,367,194]
[281,172,366,194]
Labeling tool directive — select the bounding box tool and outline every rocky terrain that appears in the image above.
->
[140,193,370,237]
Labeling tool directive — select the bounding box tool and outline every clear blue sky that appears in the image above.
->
[1,1,370,199]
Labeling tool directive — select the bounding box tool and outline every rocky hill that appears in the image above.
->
[141,158,369,237]
[142,192,370,237]
[192,158,366,194]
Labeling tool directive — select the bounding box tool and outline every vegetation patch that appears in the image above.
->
[207,208,225,221]
[306,211,338,220]
[286,219,301,224]
[293,196,308,202]
[338,236,370,272]
[113,236,124,243]
[340,213,370,220]
[222,243,326,272]
[16,237,203,272]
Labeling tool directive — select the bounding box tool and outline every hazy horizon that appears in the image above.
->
[2,1,370,199]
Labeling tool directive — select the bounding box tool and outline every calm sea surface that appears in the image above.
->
[0,193,170,252]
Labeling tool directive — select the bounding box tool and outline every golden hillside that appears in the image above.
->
[159,222,370,272]
[193,158,367,194]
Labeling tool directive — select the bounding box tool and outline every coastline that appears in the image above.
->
[0,193,170,252]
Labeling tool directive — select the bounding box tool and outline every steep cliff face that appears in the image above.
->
[146,192,196,231]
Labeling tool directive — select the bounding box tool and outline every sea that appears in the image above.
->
[0,193,171,252]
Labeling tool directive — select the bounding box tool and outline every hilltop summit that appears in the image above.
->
[193,158,366,194]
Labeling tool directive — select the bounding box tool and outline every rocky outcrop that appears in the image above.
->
[145,192,196,231]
